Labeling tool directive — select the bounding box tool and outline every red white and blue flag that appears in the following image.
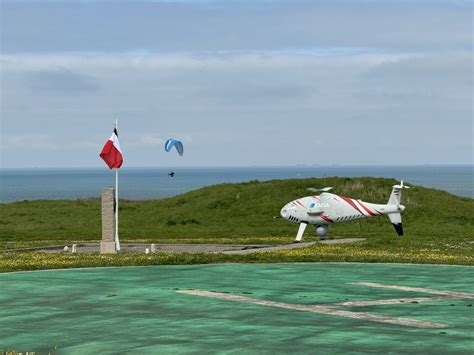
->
[99,128,123,169]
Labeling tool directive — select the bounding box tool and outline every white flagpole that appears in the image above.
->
[115,119,121,251]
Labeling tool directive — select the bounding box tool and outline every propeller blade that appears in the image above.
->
[393,180,410,189]
[307,187,333,193]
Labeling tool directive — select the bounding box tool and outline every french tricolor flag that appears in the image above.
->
[99,128,123,169]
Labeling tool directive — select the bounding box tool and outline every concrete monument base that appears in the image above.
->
[100,241,117,254]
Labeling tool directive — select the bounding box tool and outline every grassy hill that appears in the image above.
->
[0,177,473,270]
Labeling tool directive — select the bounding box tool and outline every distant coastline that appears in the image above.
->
[1,165,472,202]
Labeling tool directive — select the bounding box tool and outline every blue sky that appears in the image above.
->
[1,0,472,167]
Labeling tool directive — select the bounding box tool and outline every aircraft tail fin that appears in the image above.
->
[388,213,403,236]
[388,180,409,206]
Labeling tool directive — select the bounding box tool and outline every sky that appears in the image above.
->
[0,0,472,168]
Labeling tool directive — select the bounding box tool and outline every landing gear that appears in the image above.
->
[294,223,308,243]
[315,225,328,240]
[293,224,329,243]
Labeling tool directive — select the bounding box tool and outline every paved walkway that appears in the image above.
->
[5,238,365,254]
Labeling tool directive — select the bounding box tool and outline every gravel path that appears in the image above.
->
[22,238,366,254]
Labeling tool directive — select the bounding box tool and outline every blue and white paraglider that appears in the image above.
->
[164,139,183,177]
[164,139,184,156]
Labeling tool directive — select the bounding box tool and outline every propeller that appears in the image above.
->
[393,180,410,189]
[307,187,333,193]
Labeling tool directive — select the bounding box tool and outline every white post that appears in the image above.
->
[115,119,121,251]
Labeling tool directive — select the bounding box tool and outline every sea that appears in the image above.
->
[0,166,472,203]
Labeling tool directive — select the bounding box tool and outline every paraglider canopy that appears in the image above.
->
[164,139,184,156]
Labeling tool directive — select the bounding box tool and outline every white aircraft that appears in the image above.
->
[280,181,410,242]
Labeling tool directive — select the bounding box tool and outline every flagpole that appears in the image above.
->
[115,119,121,251]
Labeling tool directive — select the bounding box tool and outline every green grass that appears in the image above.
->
[0,177,473,271]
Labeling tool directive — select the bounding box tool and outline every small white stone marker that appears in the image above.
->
[150,244,156,253]
[145,248,150,254]
[72,244,77,253]
[63,246,69,252]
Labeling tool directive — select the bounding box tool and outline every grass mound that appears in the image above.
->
[0,177,473,270]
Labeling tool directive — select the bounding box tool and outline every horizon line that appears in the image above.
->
[1,164,473,170]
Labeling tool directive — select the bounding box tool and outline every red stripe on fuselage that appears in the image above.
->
[339,195,364,215]
[320,214,334,223]
[357,200,377,216]
[295,200,305,208]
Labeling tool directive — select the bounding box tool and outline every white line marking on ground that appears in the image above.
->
[327,296,457,307]
[177,290,450,329]
[351,282,474,299]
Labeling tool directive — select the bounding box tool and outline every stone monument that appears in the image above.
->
[100,188,117,254]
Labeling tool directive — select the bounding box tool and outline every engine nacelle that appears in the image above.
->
[315,225,328,239]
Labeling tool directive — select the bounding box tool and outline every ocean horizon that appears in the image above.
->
[1,165,472,203]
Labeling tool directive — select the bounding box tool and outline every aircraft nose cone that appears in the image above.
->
[399,205,406,212]
[281,203,296,219]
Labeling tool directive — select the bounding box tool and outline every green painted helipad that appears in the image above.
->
[1,263,473,353]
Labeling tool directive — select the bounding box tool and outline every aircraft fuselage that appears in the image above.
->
[280,192,405,225]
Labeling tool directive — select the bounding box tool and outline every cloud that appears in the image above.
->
[139,135,165,147]
[0,0,472,167]
[3,134,59,150]
[23,67,100,93]
[1,0,471,54]
[0,50,425,112]
[2,48,471,167]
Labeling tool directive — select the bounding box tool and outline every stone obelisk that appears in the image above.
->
[100,188,117,254]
